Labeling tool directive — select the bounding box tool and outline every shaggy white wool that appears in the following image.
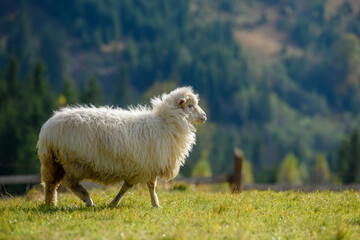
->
[38,87,204,186]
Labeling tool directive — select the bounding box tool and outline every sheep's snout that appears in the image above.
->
[197,112,207,123]
[195,107,207,124]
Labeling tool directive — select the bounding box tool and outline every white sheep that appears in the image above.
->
[37,87,207,207]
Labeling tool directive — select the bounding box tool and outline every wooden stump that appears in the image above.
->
[232,148,244,193]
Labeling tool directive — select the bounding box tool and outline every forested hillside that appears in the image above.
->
[1,0,360,184]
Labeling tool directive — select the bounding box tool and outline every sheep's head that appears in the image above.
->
[177,96,207,124]
[152,86,207,125]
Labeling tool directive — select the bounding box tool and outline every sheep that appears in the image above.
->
[37,86,207,208]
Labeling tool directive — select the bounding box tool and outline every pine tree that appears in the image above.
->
[191,151,212,177]
[39,25,67,90]
[0,58,21,175]
[7,0,32,78]
[82,75,104,106]
[278,153,302,185]
[0,70,5,111]
[5,57,19,98]
[338,138,350,183]
[337,129,360,183]
[26,59,54,127]
[349,129,360,183]
[61,76,79,106]
[311,154,331,184]
[113,63,131,107]
[16,59,55,174]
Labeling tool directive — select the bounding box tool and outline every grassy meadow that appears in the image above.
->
[0,185,359,240]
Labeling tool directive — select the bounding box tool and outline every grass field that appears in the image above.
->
[0,185,359,240]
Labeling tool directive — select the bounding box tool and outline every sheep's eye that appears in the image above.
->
[188,104,194,108]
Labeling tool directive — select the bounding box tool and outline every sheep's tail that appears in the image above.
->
[37,138,64,185]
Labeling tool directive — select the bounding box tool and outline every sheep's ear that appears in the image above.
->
[178,97,186,107]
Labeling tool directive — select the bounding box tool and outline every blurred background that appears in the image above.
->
[1,0,360,187]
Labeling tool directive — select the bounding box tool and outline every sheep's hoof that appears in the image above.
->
[153,205,162,208]
[85,201,96,207]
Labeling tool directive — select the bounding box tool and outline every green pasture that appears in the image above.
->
[0,185,359,240]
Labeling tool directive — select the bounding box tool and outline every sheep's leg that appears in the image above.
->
[147,180,161,208]
[63,176,95,207]
[41,160,64,206]
[44,182,61,206]
[108,181,132,207]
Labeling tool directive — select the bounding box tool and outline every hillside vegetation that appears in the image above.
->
[1,0,360,184]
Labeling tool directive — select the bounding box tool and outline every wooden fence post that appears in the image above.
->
[232,148,244,193]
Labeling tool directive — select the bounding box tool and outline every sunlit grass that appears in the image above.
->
[0,185,359,239]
